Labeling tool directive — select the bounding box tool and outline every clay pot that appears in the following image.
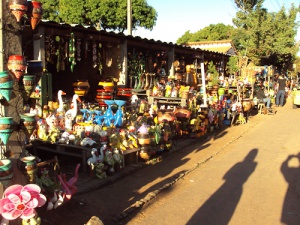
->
[26,60,43,83]
[96,89,113,106]
[29,1,43,29]
[8,0,28,22]
[242,98,252,112]
[0,71,13,101]
[139,146,151,161]
[0,159,13,178]
[7,55,27,81]
[138,133,151,146]
[157,111,176,123]
[99,80,114,90]
[0,117,14,145]
[22,75,36,99]
[73,80,90,97]
[20,113,36,137]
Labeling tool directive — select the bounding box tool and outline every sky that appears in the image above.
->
[133,0,300,44]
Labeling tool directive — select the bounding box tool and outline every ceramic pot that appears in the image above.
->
[0,71,13,101]
[29,1,43,30]
[218,87,225,96]
[8,0,28,22]
[73,80,90,97]
[138,133,151,146]
[20,156,37,183]
[99,80,114,90]
[139,146,151,161]
[0,117,14,145]
[96,89,113,106]
[20,113,36,137]
[0,159,12,178]
[242,98,252,112]
[22,75,36,99]
[26,60,43,83]
[7,55,27,81]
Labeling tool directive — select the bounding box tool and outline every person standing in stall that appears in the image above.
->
[275,75,287,107]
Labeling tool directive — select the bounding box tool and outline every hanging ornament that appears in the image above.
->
[28,0,43,30]
[69,33,76,72]
[8,0,28,22]
[92,41,97,68]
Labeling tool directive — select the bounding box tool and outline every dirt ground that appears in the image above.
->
[33,99,300,225]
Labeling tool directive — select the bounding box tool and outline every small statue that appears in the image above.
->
[95,162,107,179]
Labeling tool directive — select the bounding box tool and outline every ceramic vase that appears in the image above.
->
[7,55,27,82]
[8,0,28,22]
[0,71,13,101]
[0,159,13,188]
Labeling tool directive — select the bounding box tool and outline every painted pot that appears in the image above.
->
[7,55,27,81]
[26,60,43,81]
[139,146,151,161]
[242,98,252,112]
[73,80,90,97]
[218,87,225,96]
[29,1,43,30]
[0,159,13,178]
[8,0,28,22]
[23,75,36,98]
[137,133,151,146]
[0,71,13,101]
[96,89,113,106]
[98,81,114,90]
[19,156,37,183]
[20,113,36,137]
[0,117,14,145]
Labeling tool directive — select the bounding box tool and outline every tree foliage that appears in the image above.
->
[177,24,235,44]
[39,0,157,32]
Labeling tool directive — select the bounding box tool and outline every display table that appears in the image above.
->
[120,147,140,168]
[30,140,93,173]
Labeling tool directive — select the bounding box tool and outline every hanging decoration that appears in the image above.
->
[69,33,76,72]
[8,0,28,22]
[7,55,27,82]
[92,41,97,68]
[29,0,43,30]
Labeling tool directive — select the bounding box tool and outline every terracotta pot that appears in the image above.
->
[0,159,12,178]
[73,80,90,97]
[98,81,114,90]
[7,55,27,81]
[138,133,151,146]
[22,75,36,99]
[96,89,113,106]
[29,1,43,29]
[242,98,252,112]
[139,146,151,161]
[157,111,175,123]
[8,0,28,22]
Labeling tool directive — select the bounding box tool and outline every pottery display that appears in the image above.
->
[29,0,43,30]
[22,75,36,99]
[96,90,113,106]
[73,80,90,97]
[19,156,37,183]
[26,60,43,82]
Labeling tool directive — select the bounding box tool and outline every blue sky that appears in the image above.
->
[133,0,300,44]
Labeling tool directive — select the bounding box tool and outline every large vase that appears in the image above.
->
[7,55,27,82]
[0,117,14,145]
[20,113,36,138]
[8,0,28,22]
[0,71,13,101]
[72,80,90,97]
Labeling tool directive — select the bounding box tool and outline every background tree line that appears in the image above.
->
[40,0,300,74]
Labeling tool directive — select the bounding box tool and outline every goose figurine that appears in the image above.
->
[56,90,66,115]
[87,149,101,176]
[65,94,81,130]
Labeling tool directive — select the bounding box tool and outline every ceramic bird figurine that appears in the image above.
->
[65,94,81,130]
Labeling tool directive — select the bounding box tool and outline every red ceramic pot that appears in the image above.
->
[9,0,28,22]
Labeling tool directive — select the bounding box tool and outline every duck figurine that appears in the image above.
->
[65,94,81,131]
[56,90,66,115]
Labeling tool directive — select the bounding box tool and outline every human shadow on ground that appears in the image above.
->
[281,153,300,225]
[186,148,258,225]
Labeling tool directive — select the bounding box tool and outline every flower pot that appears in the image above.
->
[73,80,90,97]
[96,89,113,106]
[0,159,12,178]
[0,71,13,101]
[29,1,43,29]
[19,156,37,183]
[0,117,14,145]
[26,60,43,83]
[22,75,36,99]
[7,55,27,81]
[8,0,28,22]
[138,133,151,146]
[20,113,36,137]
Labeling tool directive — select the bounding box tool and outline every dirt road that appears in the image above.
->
[38,99,300,225]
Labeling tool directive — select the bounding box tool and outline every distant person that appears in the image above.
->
[275,75,287,107]
[256,86,271,108]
